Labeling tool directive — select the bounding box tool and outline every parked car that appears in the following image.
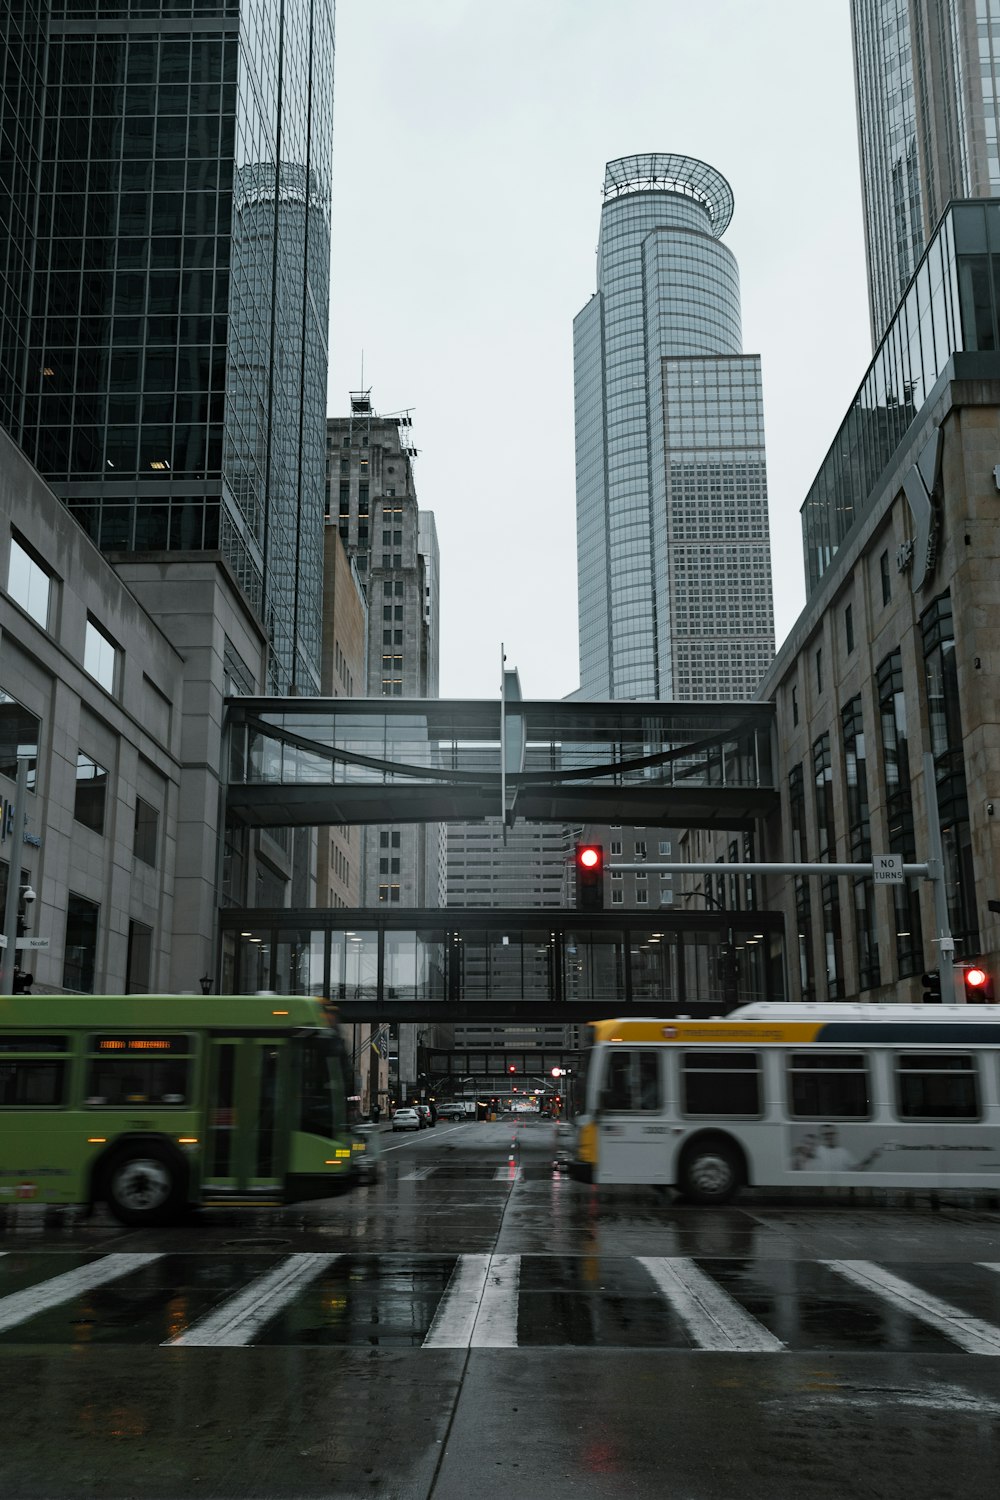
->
[437,1103,468,1121]
[416,1104,434,1128]
[391,1107,421,1132]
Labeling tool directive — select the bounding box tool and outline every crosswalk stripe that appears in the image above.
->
[823,1259,1000,1355]
[423,1254,491,1347]
[0,1252,163,1334]
[165,1253,339,1347]
[400,1166,438,1181]
[493,1164,523,1182]
[638,1257,785,1352]
[470,1254,520,1347]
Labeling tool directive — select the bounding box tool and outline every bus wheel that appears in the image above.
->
[104,1144,185,1226]
[679,1139,741,1205]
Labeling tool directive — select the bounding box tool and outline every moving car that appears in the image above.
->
[437,1103,469,1121]
[391,1107,421,1132]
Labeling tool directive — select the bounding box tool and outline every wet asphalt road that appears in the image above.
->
[3,1117,1000,1499]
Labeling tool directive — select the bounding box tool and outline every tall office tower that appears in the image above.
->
[326,394,442,908]
[574,153,774,703]
[0,2,335,694]
[851,0,1000,343]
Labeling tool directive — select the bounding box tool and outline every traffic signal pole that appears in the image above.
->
[613,807,960,1000]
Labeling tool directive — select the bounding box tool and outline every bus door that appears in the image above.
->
[595,1047,671,1183]
[204,1037,289,1199]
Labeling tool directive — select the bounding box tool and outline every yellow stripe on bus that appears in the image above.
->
[589,1019,825,1045]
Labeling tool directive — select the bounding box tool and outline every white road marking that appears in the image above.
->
[824,1259,1000,1355]
[470,1254,520,1347]
[639,1256,785,1352]
[400,1165,438,1181]
[422,1254,492,1347]
[165,1253,338,1347]
[0,1252,163,1333]
[493,1164,523,1182]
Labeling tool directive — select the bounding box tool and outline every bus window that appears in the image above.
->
[895,1053,979,1119]
[300,1034,340,1137]
[683,1051,761,1117]
[0,1058,66,1107]
[787,1052,870,1119]
[600,1049,661,1112]
[85,1035,192,1106]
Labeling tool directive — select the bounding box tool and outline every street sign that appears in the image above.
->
[15,937,49,950]
[872,853,904,884]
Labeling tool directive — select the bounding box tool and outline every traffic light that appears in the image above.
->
[575,843,605,911]
[508,1064,516,1074]
[12,968,32,994]
[964,965,994,1001]
[921,970,942,1003]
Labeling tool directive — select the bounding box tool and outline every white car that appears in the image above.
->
[391,1107,421,1132]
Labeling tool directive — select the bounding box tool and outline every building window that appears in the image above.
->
[63,893,99,993]
[74,753,107,835]
[611,888,623,904]
[845,603,855,654]
[0,691,39,783]
[815,647,823,693]
[791,684,799,726]
[126,919,153,993]
[134,797,158,867]
[877,649,922,976]
[84,619,118,693]
[880,549,891,605]
[610,840,622,856]
[7,537,51,629]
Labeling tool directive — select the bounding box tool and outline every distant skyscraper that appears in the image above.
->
[326,394,441,908]
[573,153,774,703]
[851,0,1000,342]
[0,2,335,694]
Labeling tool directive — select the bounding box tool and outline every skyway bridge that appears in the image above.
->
[218,905,784,1022]
[224,695,776,830]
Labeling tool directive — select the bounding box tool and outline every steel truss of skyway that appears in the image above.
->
[224,694,777,830]
[219,905,785,1022]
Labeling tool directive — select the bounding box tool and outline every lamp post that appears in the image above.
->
[458,1075,477,1120]
[683,888,737,1005]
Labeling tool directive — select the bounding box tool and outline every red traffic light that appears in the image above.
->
[962,965,994,1001]
[577,844,602,870]
[508,1064,516,1073]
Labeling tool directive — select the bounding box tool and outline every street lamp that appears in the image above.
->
[458,1074,477,1119]
[199,973,212,995]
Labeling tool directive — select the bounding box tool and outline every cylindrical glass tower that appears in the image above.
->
[574,153,773,702]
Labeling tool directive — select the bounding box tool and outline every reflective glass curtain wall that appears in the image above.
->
[573,153,774,701]
[0,0,334,695]
[801,200,1000,594]
[851,0,1000,343]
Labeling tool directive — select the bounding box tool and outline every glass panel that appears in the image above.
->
[274,929,325,996]
[683,1051,761,1115]
[331,929,378,1002]
[7,538,51,629]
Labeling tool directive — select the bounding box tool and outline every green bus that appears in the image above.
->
[0,993,366,1225]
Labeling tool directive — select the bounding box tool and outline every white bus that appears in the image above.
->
[570,1003,1000,1203]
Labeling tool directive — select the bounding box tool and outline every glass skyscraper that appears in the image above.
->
[0,1,334,694]
[851,0,1000,343]
[573,153,774,702]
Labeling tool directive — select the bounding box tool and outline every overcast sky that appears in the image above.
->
[327,0,872,701]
